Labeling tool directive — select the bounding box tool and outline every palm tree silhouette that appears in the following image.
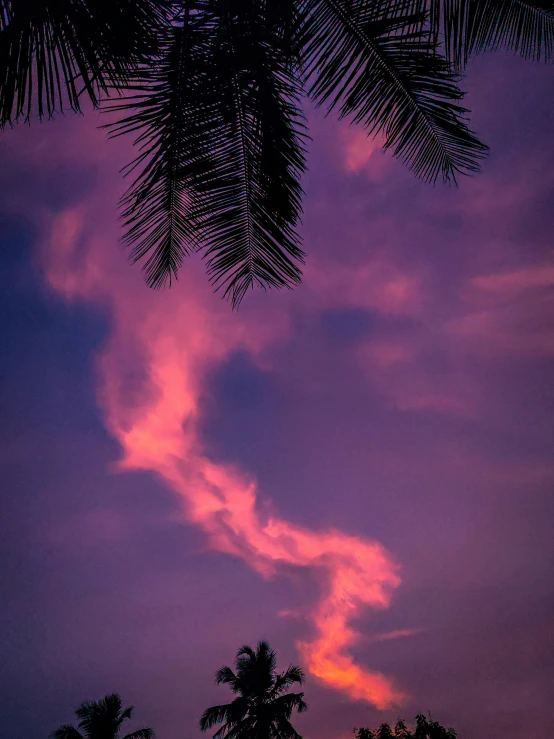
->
[200,641,307,739]
[2,0,554,304]
[49,693,155,739]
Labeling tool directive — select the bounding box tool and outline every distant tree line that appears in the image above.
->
[49,641,457,739]
[355,714,456,739]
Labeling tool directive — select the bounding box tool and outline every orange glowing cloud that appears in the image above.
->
[42,200,404,710]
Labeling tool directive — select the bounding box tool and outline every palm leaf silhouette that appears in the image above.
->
[49,693,155,739]
[303,0,488,184]
[0,0,166,125]
[200,641,307,739]
[429,0,554,70]
[1,0,552,303]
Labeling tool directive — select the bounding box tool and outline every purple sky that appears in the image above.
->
[1,53,553,739]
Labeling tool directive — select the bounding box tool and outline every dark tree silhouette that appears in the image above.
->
[1,0,554,304]
[49,693,155,739]
[355,714,457,739]
[200,641,307,739]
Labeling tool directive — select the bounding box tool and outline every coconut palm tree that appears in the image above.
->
[200,641,307,739]
[49,693,155,739]
[1,0,554,305]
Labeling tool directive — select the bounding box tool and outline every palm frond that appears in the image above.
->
[122,729,156,739]
[212,723,232,739]
[202,644,306,739]
[108,0,306,305]
[106,2,213,288]
[75,700,98,734]
[236,641,276,674]
[235,640,278,695]
[270,666,305,697]
[200,703,239,731]
[0,0,166,126]
[273,717,304,739]
[302,0,488,183]
[215,665,239,689]
[49,726,85,739]
[269,692,308,719]
[98,694,124,715]
[76,693,124,737]
[235,645,257,661]
[119,705,134,723]
[429,0,554,70]
[195,0,308,307]
[263,0,308,65]
[213,717,256,739]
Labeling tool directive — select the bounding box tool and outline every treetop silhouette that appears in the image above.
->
[200,640,307,739]
[355,714,457,739]
[49,693,155,739]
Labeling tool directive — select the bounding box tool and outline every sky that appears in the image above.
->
[1,52,554,739]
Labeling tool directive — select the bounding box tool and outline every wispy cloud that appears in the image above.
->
[42,193,404,709]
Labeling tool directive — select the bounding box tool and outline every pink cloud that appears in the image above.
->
[19,105,554,712]
[336,126,389,180]
[304,256,426,318]
[452,263,554,357]
[471,265,554,294]
[315,250,554,413]
[36,119,405,710]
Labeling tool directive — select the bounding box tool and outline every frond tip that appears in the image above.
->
[430,0,554,71]
[49,726,85,739]
[105,5,211,290]
[106,0,307,306]
[122,730,156,739]
[303,0,488,184]
[197,0,308,307]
